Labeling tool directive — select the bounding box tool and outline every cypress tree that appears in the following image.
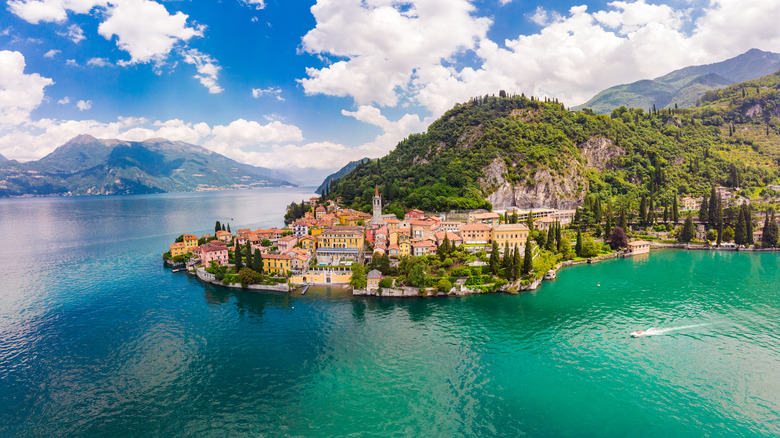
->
[762,210,771,248]
[503,241,512,276]
[699,196,709,224]
[605,212,613,240]
[555,222,562,252]
[222,224,226,231]
[672,196,679,223]
[679,214,695,243]
[716,196,723,246]
[513,244,522,280]
[735,208,747,246]
[227,223,231,233]
[708,187,718,225]
[522,235,533,274]
[253,249,264,273]
[745,205,754,245]
[215,221,222,234]
[575,229,583,257]
[619,208,628,231]
[663,204,669,223]
[489,242,500,276]
[639,196,647,224]
[245,241,253,268]
[234,245,243,271]
[546,226,556,251]
[526,210,534,230]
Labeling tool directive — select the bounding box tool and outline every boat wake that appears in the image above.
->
[631,324,708,337]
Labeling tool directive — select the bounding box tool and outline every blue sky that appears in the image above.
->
[1,0,779,183]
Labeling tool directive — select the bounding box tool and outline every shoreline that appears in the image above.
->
[167,236,780,299]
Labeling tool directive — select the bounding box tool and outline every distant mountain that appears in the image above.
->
[0,135,296,197]
[575,49,780,114]
[0,153,7,163]
[315,157,371,194]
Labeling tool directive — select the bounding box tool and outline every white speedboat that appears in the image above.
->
[630,330,646,337]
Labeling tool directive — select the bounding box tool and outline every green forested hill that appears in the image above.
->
[326,72,780,215]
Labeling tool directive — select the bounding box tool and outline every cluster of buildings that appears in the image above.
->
[169,187,578,284]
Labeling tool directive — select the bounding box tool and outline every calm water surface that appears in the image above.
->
[1,189,780,437]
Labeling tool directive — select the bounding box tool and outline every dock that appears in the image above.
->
[301,285,311,295]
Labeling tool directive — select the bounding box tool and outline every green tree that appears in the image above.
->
[708,187,718,225]
[526,210,534,230]
[638,196,647,224]
[679,214,695,243]
[580,237,600,258]
[350,263,367,289]
[555,222,563,252]
[437,236,450,261]
[215,221,221,234]
[245,242,253,268]
[575,229,583,257]
[723,226,735,242]
[489,241,500,276]
[619,208,628,231]
[734,209,747,246]
[699,196,709,224]
[663,204,669,223]
[716,195,723,245]
[604,211,613,240]
[253,249,264,273]
[511,211,519,225]
[502,241,512,277]
[513,244,522,280]
[522,235,533,274]
[234,245,243,271]
[407,263,427,288]
[745,204,754,245]
[672,197,679,223]
[545,227,556,251]
[437,277,452,293]
[238,267,260,288]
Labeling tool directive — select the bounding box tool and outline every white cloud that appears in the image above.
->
[58,23,85,43]
[97,0,202,65]
[251,86,284,100]
[86,57,110,67]
[300,0,780,116]
[181,49,222,93]
[0,50,53,125]
[241,0,265,10]
[65,59,78,66]
[299,0,491,107]
[57,96,69,104]
[76,99,91,110]
[43,49,61,58]
[7,0,106,24]
[527,6,562,26]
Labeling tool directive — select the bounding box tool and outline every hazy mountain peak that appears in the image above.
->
[576,48,780,114]
[66,133,103,145]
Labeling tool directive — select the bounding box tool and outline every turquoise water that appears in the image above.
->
[1,189,780,437]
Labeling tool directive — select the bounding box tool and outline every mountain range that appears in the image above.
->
[575,49,780,114]
[0,135,295,197]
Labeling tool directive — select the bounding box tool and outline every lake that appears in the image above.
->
[1,189,779,437]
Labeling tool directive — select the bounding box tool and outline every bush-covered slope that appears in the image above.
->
[327,73,780,214]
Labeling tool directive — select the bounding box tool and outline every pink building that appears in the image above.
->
[277,235,299,253]
[200,241,229,266]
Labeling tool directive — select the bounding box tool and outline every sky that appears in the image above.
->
[1,0,780,184]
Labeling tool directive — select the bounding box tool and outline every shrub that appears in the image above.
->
[378,278,392,288]
[437,278,453,293]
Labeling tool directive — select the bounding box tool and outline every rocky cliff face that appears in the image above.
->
[480,159,587,210]
[480,136,624,210]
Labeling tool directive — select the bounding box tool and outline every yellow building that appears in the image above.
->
[262,253,292,275]
[182,234,198,249]
[170,241,187,257]
[491,224,530,249]
[299,235,317,252]
[399,241,411,257]
[310,228,324,237]
[317,227,364,250]
[459,223,492,244]
[290,268,353,285]
[340,215,362,226]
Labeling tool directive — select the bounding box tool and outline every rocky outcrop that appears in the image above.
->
[579,137,624,171]
[480,158,587,209]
